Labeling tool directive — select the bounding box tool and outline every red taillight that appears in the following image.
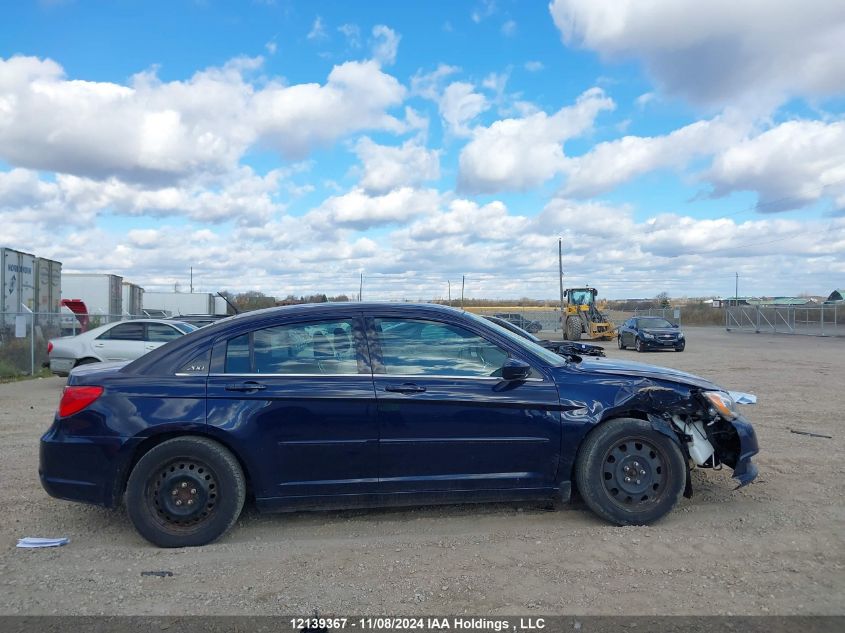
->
[58,386,104,417]
[47,341,53,355]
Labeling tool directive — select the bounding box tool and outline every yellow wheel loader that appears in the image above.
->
[562,287,616,341]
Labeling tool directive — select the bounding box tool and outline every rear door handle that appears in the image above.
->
[225,381,267,392]
[384,383,427,394]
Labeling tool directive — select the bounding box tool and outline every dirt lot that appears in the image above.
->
[0,327,843,615]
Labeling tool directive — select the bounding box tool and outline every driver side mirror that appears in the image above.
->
[501,358,531,381]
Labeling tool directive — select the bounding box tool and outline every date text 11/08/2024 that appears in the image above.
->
[289,617,546,631]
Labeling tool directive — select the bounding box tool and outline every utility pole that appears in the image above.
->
[461,275,465,311]
[359,273,363,302]
[559,238,565,330]
[190,267,193,293]
[735,272,739,306]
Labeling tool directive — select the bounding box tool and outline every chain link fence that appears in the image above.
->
[0,311,153,378]
[725,304,844,336]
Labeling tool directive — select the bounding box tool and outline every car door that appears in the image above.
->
[622,319,635,346]
[92,322,146,360]
[368,315,562,494]
[144,322,185,354]
[205,315,379,502]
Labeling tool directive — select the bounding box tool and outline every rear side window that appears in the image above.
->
[146,323,184,343]
[224,319,361,375]
[97,322,144,341]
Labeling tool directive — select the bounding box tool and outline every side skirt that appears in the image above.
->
[255,485,567,513]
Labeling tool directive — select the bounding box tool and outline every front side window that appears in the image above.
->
[224,319,360,374]
[98,322,144,341]
[374,318,509,377]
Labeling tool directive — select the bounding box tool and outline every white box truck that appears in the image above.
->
[1,247,36,325]
[62,273,123,320]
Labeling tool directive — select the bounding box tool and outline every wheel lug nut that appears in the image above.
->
[635,480,641,485]
[640,470,646,475]
[175,500,182,506]
[190,488,197,495]
[187,500,194,505]
[171,489,178,496]
[181,482,188,488]
[625,477,631,482]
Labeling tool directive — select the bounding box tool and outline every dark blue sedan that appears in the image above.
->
[40,303,758,547]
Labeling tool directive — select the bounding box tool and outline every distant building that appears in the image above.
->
[825,289,844,304]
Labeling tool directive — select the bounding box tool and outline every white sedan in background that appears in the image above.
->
[47,319,197,376]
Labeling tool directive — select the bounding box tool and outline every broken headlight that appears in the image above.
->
[703,391,737,420]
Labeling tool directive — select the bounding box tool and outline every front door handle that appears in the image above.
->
[384,383,426,394]
[225,381,267,392]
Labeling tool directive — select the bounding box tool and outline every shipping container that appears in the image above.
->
[214,295,231,316]
[35,257,62,314]
[142,291,215,316]
[121,282,144,315]
[62,273,123,320]
[1,247,36,323]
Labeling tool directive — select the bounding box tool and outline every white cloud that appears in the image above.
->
[306,187,441,231]
[524,61,544,72]
[0,55,407,181]
[562,114,748,197]
[501,20,517,37]
[549,0,845,108]
[253,60,406,159]
[705,120,845,212]
[371,25,400,66]
[338,23,361,48]
[439,81,490,136]
[458,88,615,193]
[354,137,440,194]
[307,16,327,40]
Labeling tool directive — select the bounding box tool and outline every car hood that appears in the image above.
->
[568,357,721,390]
[641,328,681,335]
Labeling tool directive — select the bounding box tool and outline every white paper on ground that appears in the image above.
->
[16,537,69,548]
[728,391,757,405]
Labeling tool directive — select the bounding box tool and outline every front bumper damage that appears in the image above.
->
[728,416,759,487]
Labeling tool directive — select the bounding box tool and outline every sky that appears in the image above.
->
[1,0,844,301]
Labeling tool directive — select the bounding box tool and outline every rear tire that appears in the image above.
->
[125,437,245,548]
[575,418,686,525]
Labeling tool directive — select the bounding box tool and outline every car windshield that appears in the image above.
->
[638,317,674,329]
[466,311,565,367]
[170,322,199,333]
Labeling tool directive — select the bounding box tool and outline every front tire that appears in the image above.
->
[575,418,686,525]
[565,317,582,341]
[125,437,246,548]
[635,338,644,352]
[617,336,626,350]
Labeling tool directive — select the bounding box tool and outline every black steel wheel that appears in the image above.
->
[575,418,686,525]
[126,437,245,547]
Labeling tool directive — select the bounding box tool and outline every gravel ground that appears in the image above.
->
[0,327,843,615]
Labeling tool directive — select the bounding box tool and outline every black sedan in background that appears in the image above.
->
[618,317,685,352]
[484,316,605,357]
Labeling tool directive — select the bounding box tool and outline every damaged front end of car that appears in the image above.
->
[630,385,759,494]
